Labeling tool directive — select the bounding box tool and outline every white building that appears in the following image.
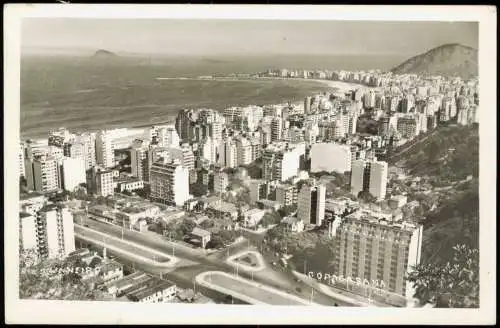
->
[310,143,352,174]
[61,157,86,191]
[73,132,97,170]
[34,205,75,259]
[350,159,367,197]
[156,125,181,148]
[262,143,300,182]
[218,139,238,168]
[130,139,151,182]
[350,159,388,200]
[25,155,60,192]
[235,136,253,166]
[200,137,220,164]
[95,130,115,169]
[87,166,114,197]
[369,160,388,200]
[19,212,38,253]
[214,171,229,195]
[297,180,326,226]
[19,143,25,178]
[150,159,190,207]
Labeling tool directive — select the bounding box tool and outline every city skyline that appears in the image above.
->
[22,19,478,56]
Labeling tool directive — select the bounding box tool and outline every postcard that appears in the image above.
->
[4,4,496,325]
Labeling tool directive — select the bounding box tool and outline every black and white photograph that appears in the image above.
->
[4,4,496,325]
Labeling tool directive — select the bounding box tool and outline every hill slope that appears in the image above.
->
[391,43,478,79]
[92,49,118,58]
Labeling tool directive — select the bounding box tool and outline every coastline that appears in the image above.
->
[21,77,370,141]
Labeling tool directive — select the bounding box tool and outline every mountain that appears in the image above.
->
[391,43,478,79]
[92,49,118,58]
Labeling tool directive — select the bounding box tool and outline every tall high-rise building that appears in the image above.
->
[235,136,252,166]
[25,139,50,160]
[150,159,190,207]
[297,180,326,226]
[63,142,84,160]
[248,179,266,204]
[130,139,151,182]
[164,144,195,171]
[25,155,60,192]
[275,183,298,207]
[262,143,300,182]
[175,109,196,141]
[19,142,25,178]
[218,139,238,168]
[271,117,283,142]
[369,161,388,200]
[74,132,97,170]
[26,205,76,259]
[208,121,223,141]
[397,116,419,139]
[19,212,38,253]
[87,166,114,197]
[157,125,181,148]
[61,157,86,191]
[304,96,312,114]
[350,159,388,200]
[214,171,229,195]
[95,130,115,169]
[333,212,423,299]
[200,137,220,164]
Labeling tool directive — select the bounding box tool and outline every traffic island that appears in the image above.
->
[227,250,266,272]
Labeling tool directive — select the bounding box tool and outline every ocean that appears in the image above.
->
[20,54,406,139]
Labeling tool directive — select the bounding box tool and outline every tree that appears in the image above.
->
[357,190,377,203]
[179,219,196,236]
[206,235,224,249]
[89,256,103,268]
[407,245,479,308]
[261,212,280,228]
[19,251,112,301]
[278,204,298,217]
[190,183,208,197]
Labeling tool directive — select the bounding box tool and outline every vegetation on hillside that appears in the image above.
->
[19,250,113,301]
[402,125,478,185]
[408,244,479,308]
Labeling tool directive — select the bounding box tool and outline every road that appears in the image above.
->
[76,218,356,306]
[197,271,317,305]
[387,129,439,165]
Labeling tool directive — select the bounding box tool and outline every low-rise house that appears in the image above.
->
[97,260,124,285]
[281,216,304,233]
[242,208,266,228]
[106,271,151,297]
[126,279,177,303]
[133,218,148,232]
[115,177,144,192]
[205,201,238,221]
[388,195,408,209]
[188,227,211,248]
[256,199,281,211]
[88,205,116,224]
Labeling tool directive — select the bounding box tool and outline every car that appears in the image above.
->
[84,224,89,227]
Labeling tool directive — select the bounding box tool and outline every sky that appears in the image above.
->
[22,19,479,57]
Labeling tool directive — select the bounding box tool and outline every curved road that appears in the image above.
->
[76,219,354,306]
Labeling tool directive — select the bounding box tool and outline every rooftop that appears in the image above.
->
[19,212,34,219]
[191,227,211,238]
[208,201,237,213]
[127,279,176,301]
